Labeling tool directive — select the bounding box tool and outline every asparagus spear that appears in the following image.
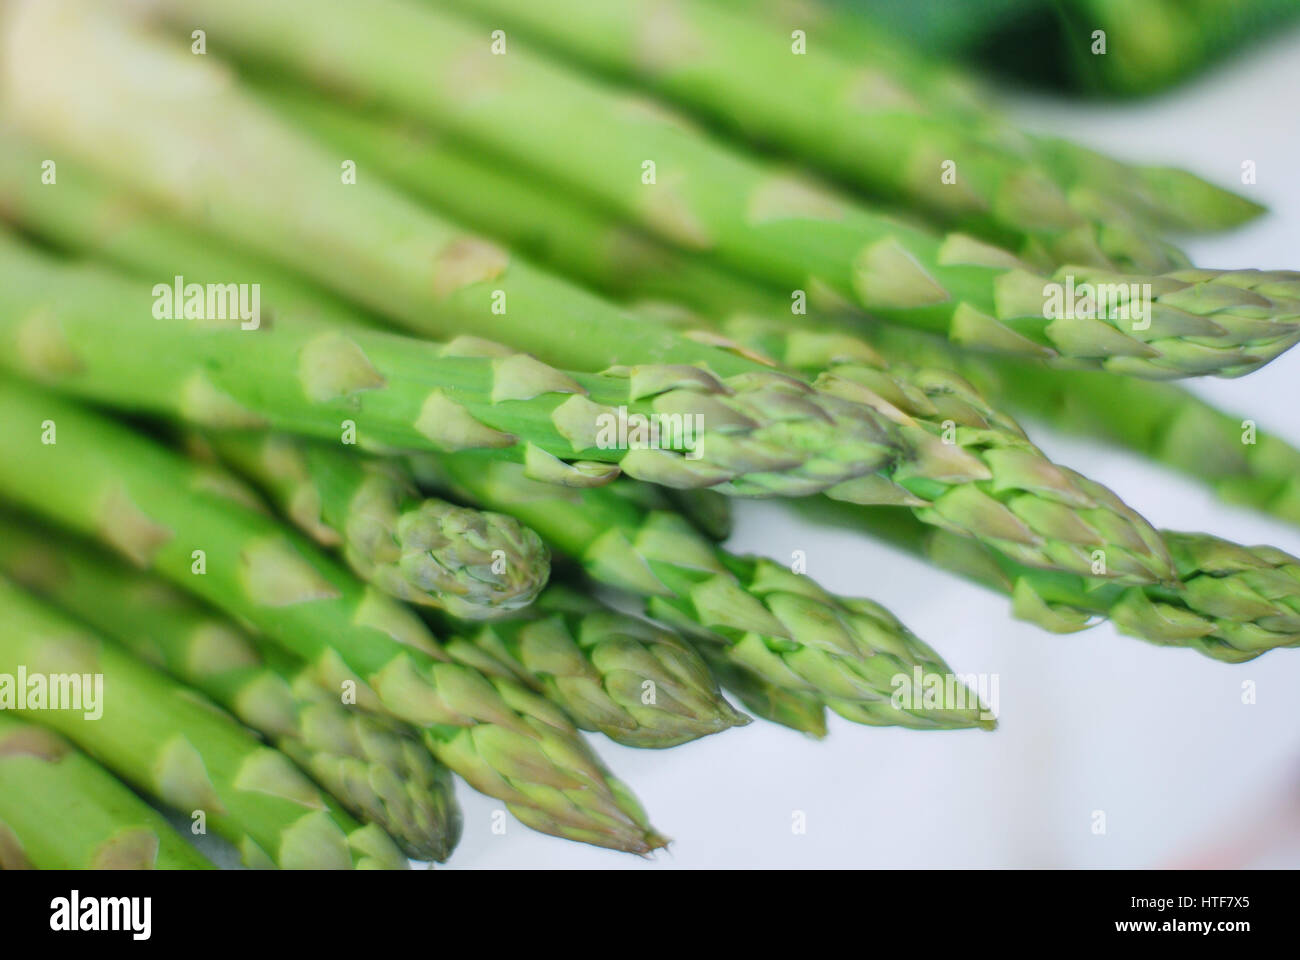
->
[48,0,1300,378]
[416,451,996,731]
[0,232,896,499]
[202,431,550,618]
[0,511,462,861]
[0,574,409,869]
[436,583,751,748]
[257,93,1177,586]
[0,714,213,869]
[0,378,665,853]
[432,0,1184,273]
[810,503,1300,663]
[848,321,1300,528]
[203,433,746,746]
[729,0,1266,234]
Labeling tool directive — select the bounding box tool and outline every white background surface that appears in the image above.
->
[443,29,1300,869]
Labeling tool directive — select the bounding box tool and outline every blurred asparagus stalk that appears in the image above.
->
[0,714,214,869]
[47,0,1300,379]
[0,574,409,869]
[0,511,463,861]
[729,0,1268,233]
[434,0,1188,272]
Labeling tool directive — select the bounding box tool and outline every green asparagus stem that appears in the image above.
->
[0,511,462,861]
[859,324,1300,528]
[811,503,1300,663]
[417,451,997,731]
[260,93,1177,585]
[0,714,214,869]
[0,574,409,869]
[201,435,748,748]
[436,583,751,748]
[433,0,1184,272]
[50,0,1300,378]
[253,86,782,325]
[0,124,378,332]
[0,232,895,500]
[0,378,665,854]
[203,431,550,618]
[731,0,1266,233]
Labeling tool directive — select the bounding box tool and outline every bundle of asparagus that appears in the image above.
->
[0,0,1294,869]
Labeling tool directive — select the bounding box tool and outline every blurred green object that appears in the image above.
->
[826,0,1045,58]
[0,713,213,869]
[830,0,1300,95]
[1052,0,1300,95]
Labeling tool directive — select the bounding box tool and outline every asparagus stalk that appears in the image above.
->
[0,232,896,500]
[0,714,213,869]
[0,511,462,861]
[0,379,665,853]
[201,434,749,748]
[859,324,1300,528]
[260,93,1177,586]
[436,583,751,747]
[0,574,409,869]
[729,0,1266,234]
[417,451,997,731]
[47,0,1300,379]
[203,431,550,618]
[433,0,1185,273]
[811,503,1300,663]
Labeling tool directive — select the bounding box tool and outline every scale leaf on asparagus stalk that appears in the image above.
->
[34,0,1299,378]
[0,511,463,861]
[0,714,214,869]
[0,575,410,869]
[0,378,666,854]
